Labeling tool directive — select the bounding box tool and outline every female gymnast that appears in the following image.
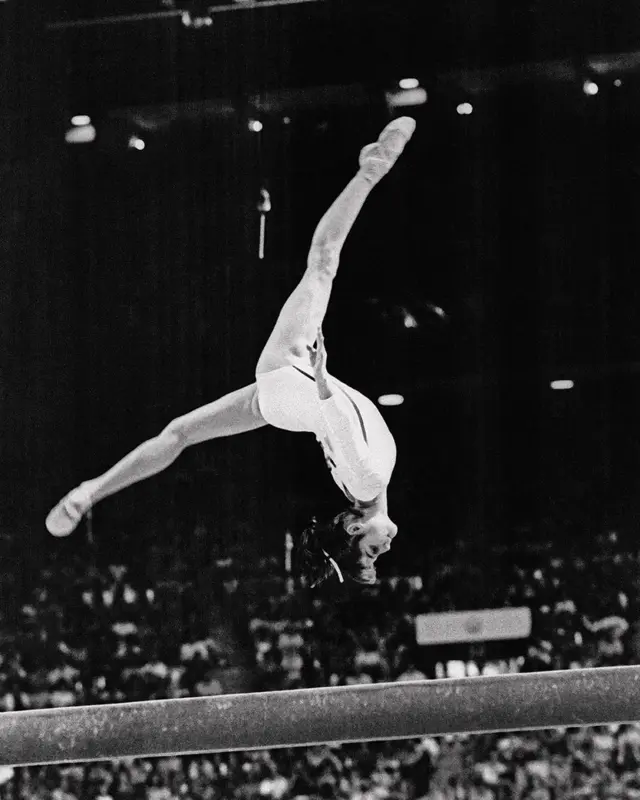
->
[46,117,416,586]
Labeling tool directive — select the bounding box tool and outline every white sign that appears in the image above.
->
[415,607,532,645]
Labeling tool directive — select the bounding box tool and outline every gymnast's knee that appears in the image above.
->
[158,421,190,454]
[307,243,340,279]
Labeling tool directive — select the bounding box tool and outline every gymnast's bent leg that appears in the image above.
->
[255,116,416,378]
[45,384,267,536]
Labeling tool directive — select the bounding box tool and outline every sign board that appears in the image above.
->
[415,607,532,645]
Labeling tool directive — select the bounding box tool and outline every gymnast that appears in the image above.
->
[46,117,416,586]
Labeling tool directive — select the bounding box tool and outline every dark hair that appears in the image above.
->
[294,510,377,588]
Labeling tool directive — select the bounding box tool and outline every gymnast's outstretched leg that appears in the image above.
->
[45,384,267,536]
[255,116,416,376]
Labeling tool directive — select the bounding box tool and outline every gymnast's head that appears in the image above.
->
[296,506,398,587]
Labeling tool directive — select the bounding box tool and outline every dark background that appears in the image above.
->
[4,0,640,573]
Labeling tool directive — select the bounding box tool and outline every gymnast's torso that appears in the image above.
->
[256,364,397,502]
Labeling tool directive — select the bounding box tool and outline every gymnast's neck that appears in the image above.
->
[353,490,388,514]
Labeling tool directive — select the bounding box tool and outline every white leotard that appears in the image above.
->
[256,364,396,502]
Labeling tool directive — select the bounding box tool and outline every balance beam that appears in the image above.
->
[1,665,639,766]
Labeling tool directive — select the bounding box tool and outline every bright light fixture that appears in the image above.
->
[386,88,428,108]
[65,125,96,145]
[378,394,404,407]
[550,380,574,390]
[399,78,420,90]
[128,136,146,151]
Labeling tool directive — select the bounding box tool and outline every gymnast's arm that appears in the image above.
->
[308,332,386,502]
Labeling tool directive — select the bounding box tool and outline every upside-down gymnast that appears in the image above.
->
[46,117,416,586]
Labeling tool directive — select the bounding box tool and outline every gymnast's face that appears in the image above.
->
[344,508,398,564]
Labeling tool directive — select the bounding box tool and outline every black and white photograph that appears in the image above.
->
[4,0,640,796]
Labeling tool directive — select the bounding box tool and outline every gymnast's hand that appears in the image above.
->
[308,328,332,399]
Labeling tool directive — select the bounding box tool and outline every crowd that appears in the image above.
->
[0,549,229,713]
[4,726,640,800]
[246,532,638,691]
[0,528,639,799]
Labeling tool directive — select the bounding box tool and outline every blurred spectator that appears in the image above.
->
[395,660,427,682]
